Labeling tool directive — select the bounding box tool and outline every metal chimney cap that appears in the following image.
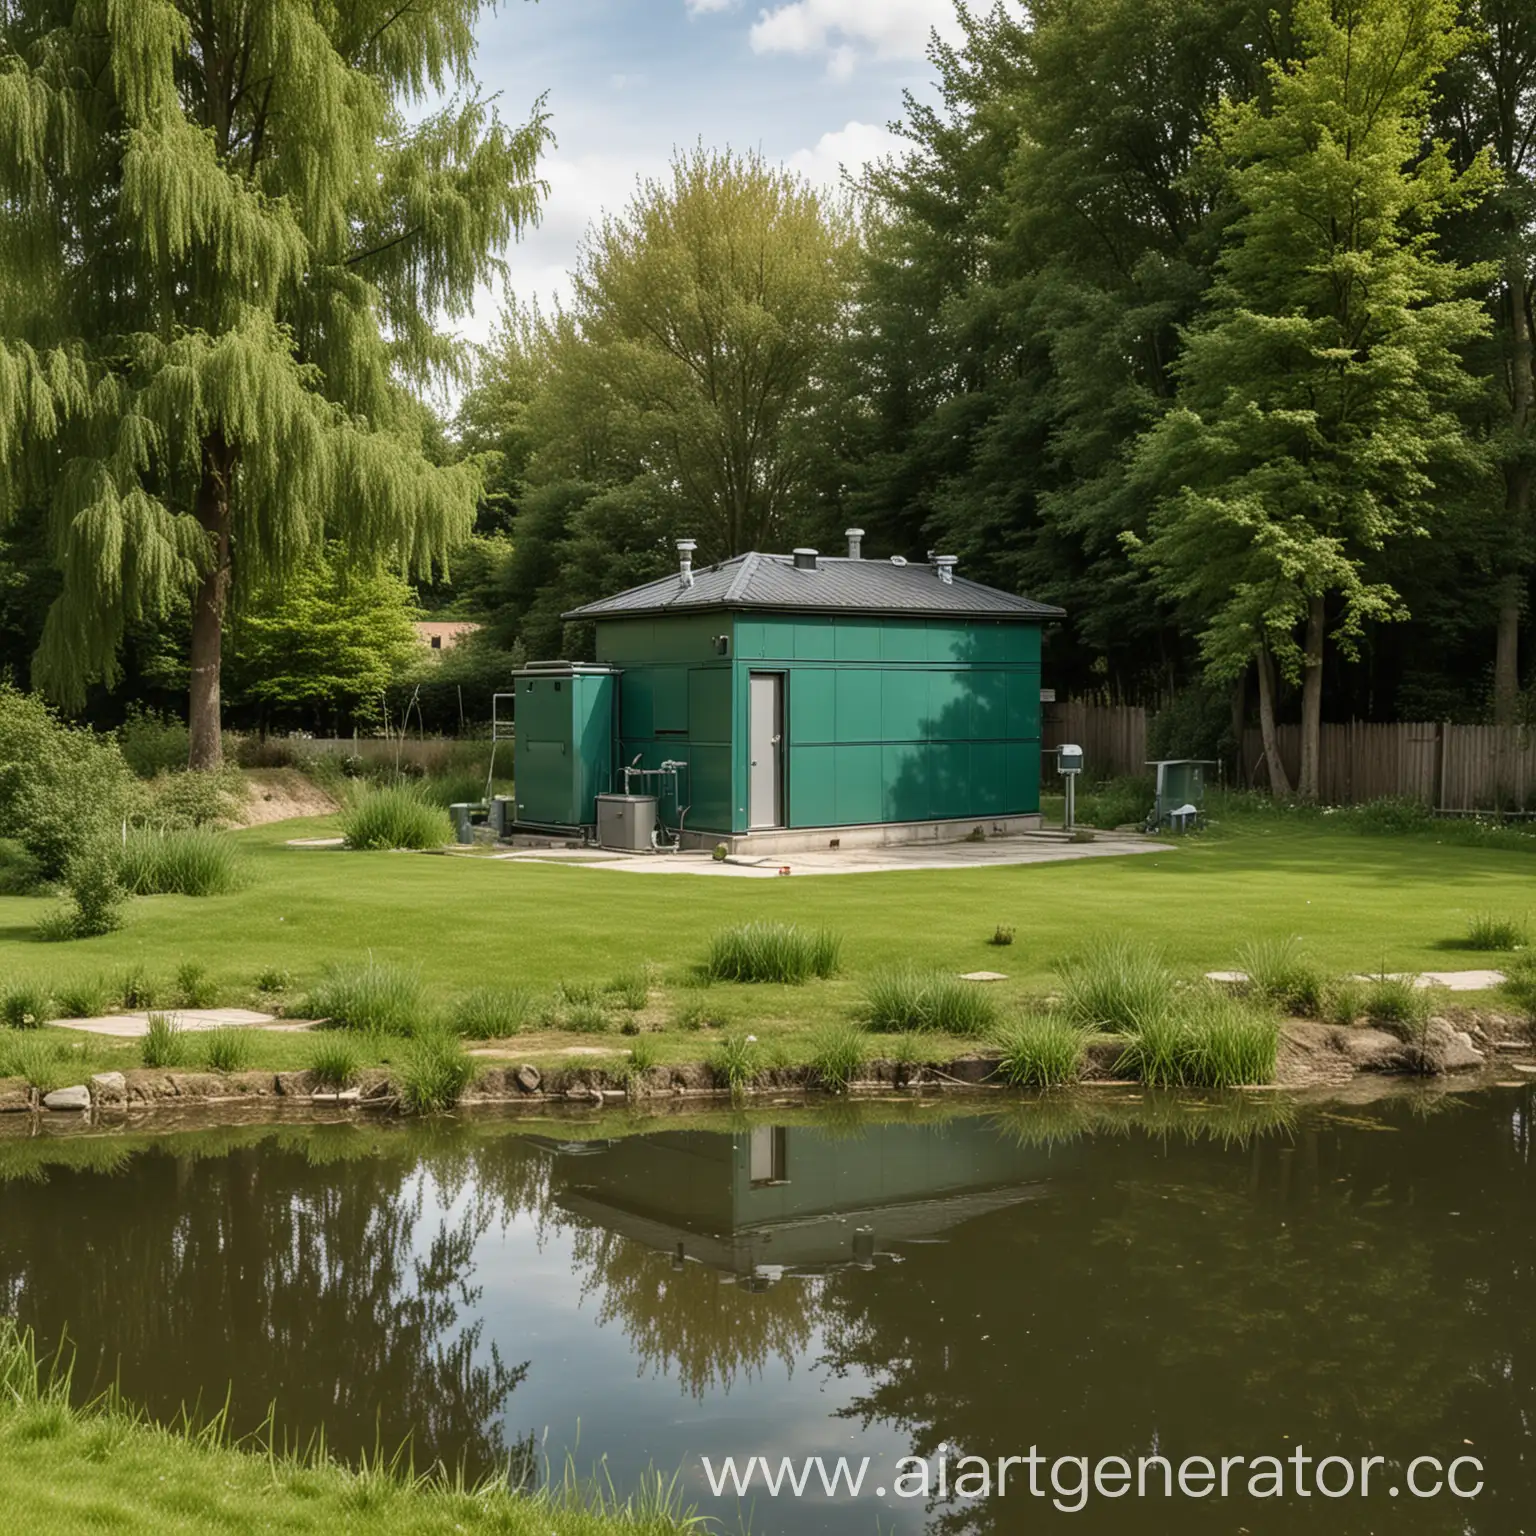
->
[791,547,819,571]
[676,538,697,554]
[934,554,958,584]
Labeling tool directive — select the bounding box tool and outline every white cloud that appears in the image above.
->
[685,0,735,13]
[749,0,960,68]
[786,119,905,191]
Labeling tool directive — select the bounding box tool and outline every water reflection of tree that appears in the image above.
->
[571,1226,816,1399]
[0,1126,536,1477]
[819,1102,1534,1536]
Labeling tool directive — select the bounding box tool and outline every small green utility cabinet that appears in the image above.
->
[509,663,616,832]
[1147,759,1214,832]
[529,535,1065,849]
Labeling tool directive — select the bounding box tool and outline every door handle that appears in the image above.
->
[771,735,781,744]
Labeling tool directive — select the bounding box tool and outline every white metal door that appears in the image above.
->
[748,672,784,829]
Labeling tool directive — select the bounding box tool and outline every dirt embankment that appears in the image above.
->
[236,768,339,826]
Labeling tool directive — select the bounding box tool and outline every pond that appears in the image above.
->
[0,1086,1531,1534]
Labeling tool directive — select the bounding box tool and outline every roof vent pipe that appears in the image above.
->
[792,547,819,572]
[845,527,864,560]
[677,538,697,588]
[934,555,958,585]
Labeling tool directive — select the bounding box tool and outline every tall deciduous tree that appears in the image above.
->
[0,0,548,766]
[1132,0,1493,797]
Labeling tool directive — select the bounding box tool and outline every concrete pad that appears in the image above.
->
[543,834,1171,878]
[1214,969,1508,992]
[286,836,345,849]
[960,971,1009,982]
[54,1008,308,1039]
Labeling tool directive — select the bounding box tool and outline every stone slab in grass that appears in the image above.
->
[1208,968,1506,991]
[55,1008,311,1039]
[959,971,1009,982]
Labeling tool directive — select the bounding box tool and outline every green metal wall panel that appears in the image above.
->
[834,668,882,742]
[653,668,689,733]
[788,745,837,827]
[926,671,969,741]
[834,744,884,823]
[926,624,970,663]
[688,668,732,741]
[884,743,926,821]
[880,622,928,663]
[789,667,835,745]
[512,671,613,828]
[833,620,882,662]
[881,670,928,741]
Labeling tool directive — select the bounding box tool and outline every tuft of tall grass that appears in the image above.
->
[1116,990,1278,1088]
[1322,977,1367,1026]
[710,1032,763,1093]
[174,960,221,1009]
[141,1012,190,1069]
[450,985,535,1040]
[1235,935,1324,1016]
[395,1027,474,1114]
[1363,973,1430,1036]
[862,968,1000,1035]
[0,1031,72,1089]
[704,922,841,984]
[307,959,425,1035]
[564,1001,611,1034]
[557,979,603,1006]
[119,827,248,897]
[670,999,722,1031]
[628,1035,660,1074]
[808,1022,868,1091]
[200,1028,254,1074]
[120,966,162,1010]
[339,784,451,851]
[992,1012,1088,1087]
[1465,911,1528,952]
[1056,938,1174,1033]
[55,975,112,1019]
[604,969,650,1011]
[309,1036,363,1090]
[1500,953,1536,1022]
[0,982,52,1030]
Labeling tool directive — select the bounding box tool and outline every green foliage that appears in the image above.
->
[1072,777,1154,831]
[1057,938,1175,1032]
[862,969,1000,1035]
[670,999,721,1032]
[1322,977,1368,1026]
[309,1036,364,1090]
[703,922,842,984]
[119,827,247,896]
[1,4,551,757]
[1501,954,1536,1021]
[117,708,189,778]
[1364,974,1431,1034]
[992,1013,1089,1087]
[173,961,220,1009]
[55,975,111,1019]
[563,1001,611,1034]
[1116,989,1279,1087]
[140,1013,190,1070]
[627,1035,660,1074]
[1464,912,1528,951]
[135,768,246,830]
[989,924,1015,947]
[0,1031,71,1090]
[395,1028,475,1114]
[808,1022,869,1090]
[604,969,650,1012]
[450,985,535,1040]
[59,851,128,938]
[339,784,451,851]
[557,979,603,1006]
[1235,936,1325,1016]
[0,982,52,1030]
[200,1028,253,1074]
[308,960,426,1035]
[710,1032,764,1093]
[120,966,163,1010]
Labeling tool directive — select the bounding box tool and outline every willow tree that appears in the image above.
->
[1131,0,1493,797]
[0,0,547,765]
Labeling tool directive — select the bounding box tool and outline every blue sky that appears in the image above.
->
[457,0,962,336]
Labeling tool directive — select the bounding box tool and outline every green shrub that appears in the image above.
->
[1057,938,1174,1033]
[339,784,451,851]
[309,1036,363,1090]
[564,1001,610,1033]
[0,839,42,894]
[628,1036,660,1074]
[308,959,425,1034]
[55,975,112,1019]
[136,766,245,829]
[1071,775,1154,831]
[120,966,162,1010]
[1322,977,1367,1027]
[710,1032,763,1092]
[989,924,1015,947]
[862,969,999,1035]
[396,1028,474,1114]
[254,966,293,996]
[605,969,650,1011]
[808,1022,868,1091]
[1235,935,1325,1016]
[1500,954,1536,1021]
[450,985,535,1040]
[1348,797,1436,835]
[0,983,52,1031]
[141,1013,190,1069]
[201,1029,254,1073]
[992,1013,1087,1087]
[1465,912,1528,952]
[119,827,247,897]
[118,707,190,778]
[704,922,841,984]
[62,842,129,936]
[174,961,221,1009]
[0,1032,71,1090]
[1363,974,1430,1036]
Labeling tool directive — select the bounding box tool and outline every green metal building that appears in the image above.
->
[515,535,1062,848]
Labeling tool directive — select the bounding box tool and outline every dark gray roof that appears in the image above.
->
[563,553,1065,621]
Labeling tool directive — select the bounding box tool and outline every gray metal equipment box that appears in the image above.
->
[597,793,657,852]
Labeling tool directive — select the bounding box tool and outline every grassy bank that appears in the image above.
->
[0,1323,697,1536]
[0,813,1530,1100]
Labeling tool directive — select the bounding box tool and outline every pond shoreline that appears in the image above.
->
[1,1008,1529,1130]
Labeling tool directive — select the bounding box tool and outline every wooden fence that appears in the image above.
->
[1042,701,1536,810]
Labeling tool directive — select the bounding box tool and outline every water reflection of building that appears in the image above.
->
[525,1121,1065,1280]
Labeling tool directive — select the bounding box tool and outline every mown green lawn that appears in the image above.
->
[0,813,1528,1079]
